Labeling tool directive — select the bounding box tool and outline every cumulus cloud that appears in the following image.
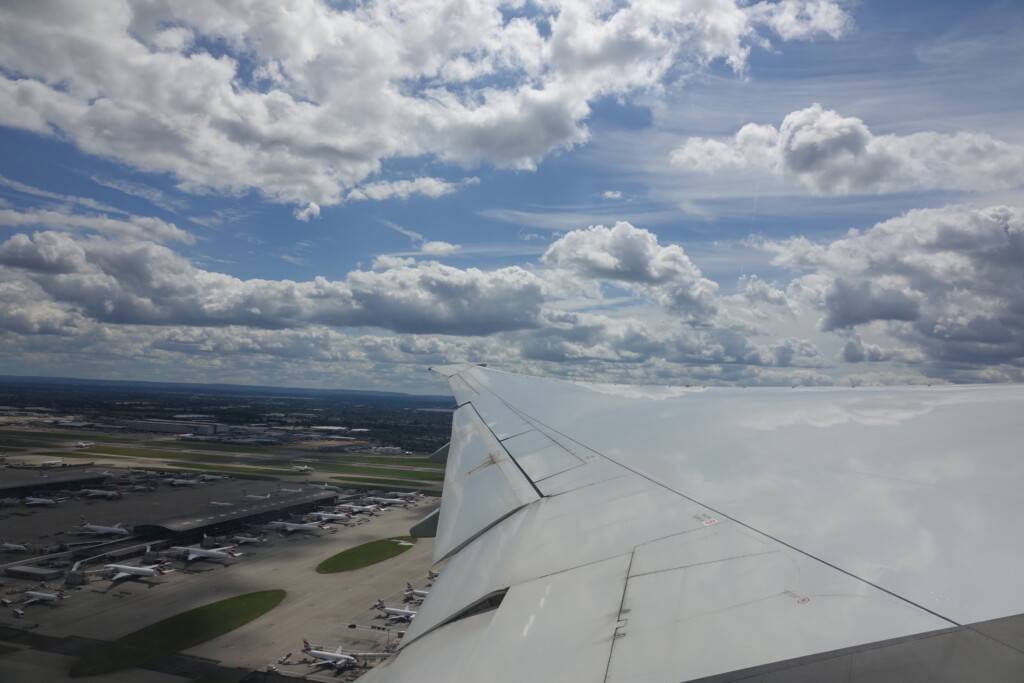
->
[347,177,477,202]
[671,104,1024,195]
[0,231,543,335]
[763,204,1024,373]
[0,1,849,210]
[293,202,320,222]
[543,222,719,322]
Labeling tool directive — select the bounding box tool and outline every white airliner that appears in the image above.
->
[268,520,327,534]
[171,545,239,561]
[196,473,227,481]
[426,570,440,582]
[305,482,341,492]
[292,464,315,472]
[385,491,421,499]
[404,583,428,599]
[40,458,64,467]
[208,499,234,507]
[372,600,416,622]
[301,640,356,670]
[105,562,172,581]
[309,511,352,523]
[276,483,303,494]
[338,504,383,515]
[74,442,94,448]
[369,497,410,507]
[80,517,130,536]
[241,489,271,500]
[165,477,201,486]
[81,488,123,499]
[24,495,63,505]
[22,589,67,606]
[357,365,1024,683]
[1,538,28,552]
[231,534,267,545]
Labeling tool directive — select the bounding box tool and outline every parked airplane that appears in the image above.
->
[385,491,421,499]
[105,562,172,581]
[81,488,123,500]
[22,589,67,606]
[268,520,327,534]
[372,600,416,622]
[309,511,352,523]
[24,495,63,505]
[242,489,271,500]
[196,473,227,481]
[301,640,357,670]
[369,497,410,507]
[208,499,234,507]
[171,545,239,561]
[40,458,64,467]
[166,477,201,486]
[74,442,94,448]
[292,464,315,472]
[427,570,440,581]
[305,482,341,492]
[404,583,428,599]
[276,483,303,494]
[1,538,28,552]
[338,503,383,515]
[80,517,130,536]
[231,534,267,545]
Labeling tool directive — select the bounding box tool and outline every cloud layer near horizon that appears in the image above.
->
[1,203,1021,388]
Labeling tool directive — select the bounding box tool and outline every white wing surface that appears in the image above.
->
[364,365,1024,682]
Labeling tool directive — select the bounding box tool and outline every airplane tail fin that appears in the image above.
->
[302,639,312,652]
[406,582,414,592]
[57,590,66,600]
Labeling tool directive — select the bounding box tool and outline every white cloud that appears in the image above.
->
[420,241,461,256]
[0,231,543,335]
[347,177,475,202]
[670,104,1024,195]
[293,202,320,222]
[543,221,720,322]
[0,207,193,243]
[763,204,1024,376]
[0,1,849,210]
[601,190,622,200]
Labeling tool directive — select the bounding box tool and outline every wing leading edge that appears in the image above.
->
[363,365,1024,682]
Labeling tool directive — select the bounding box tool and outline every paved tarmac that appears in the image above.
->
[0,497,440,680]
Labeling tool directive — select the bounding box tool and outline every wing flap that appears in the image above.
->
[434,404,539,560]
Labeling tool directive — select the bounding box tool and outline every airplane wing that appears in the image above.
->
[20,597,39,606]
[363,365,1024,682]
[110,571,132,581]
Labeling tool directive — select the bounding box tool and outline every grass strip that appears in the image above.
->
[326,455,446,469]
[70,589,285,677]
[86,446,237,462]
[316,537,417,574]
[0,429,138,443]
[310,463,444,480]
[139,441,267,454]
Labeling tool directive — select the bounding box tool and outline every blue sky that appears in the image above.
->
[0,0,1022,393]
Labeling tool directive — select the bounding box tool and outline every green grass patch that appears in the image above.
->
[87,446,237,462]
[69,590,285,677]
[311,464,444,481]
[0,642,19,655]
[328,455,446,469]
[140,441,267,454]
[0,429,137,443]
[35,450,129,460]
[316,537,417,573]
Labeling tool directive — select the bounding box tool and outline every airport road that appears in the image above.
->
[1,499,438,679]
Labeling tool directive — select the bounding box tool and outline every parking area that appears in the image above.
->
[0,476,440,680]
